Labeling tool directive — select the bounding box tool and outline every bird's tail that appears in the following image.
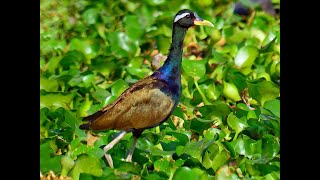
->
[79,123,90,130]
[79,110,105,130]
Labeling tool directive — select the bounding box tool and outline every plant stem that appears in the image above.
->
[194,78,211,105]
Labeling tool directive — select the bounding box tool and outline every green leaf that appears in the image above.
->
[182,59,207,80]
[60,155,75,176]
[223,81,241,102]
[126,67,150,78]
[234,45,259,72]
[40,76,59,92]
[68,72,96,88]
[211,150,229,171]
[69,38,99,60]
[111,79,129,96]
[82,8,99,25]
[176,138,214,162]
[92,88,111,102]
[91,56,117,77]
[247,80,280,106]
[40,142,62,173]
[154,159,171,177]
[263,99,280,118]
[59,50,86,69]
[202,151,213,169]
[215,165,240,180]
[124,15,144,40]
[227,112,247,139]
[70,154,103,179]
[40,92,75,109]
[107,32,138,58]
[173,167,198,180]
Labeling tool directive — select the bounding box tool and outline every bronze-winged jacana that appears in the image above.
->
[80,9,214,168]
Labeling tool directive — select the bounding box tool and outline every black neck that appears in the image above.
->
[166,25,187,66]
[155,24,188,80]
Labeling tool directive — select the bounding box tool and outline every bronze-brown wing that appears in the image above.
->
[81,76,174,131]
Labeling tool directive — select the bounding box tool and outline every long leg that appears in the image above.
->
[103,131,127,168]
[125,136,138,162]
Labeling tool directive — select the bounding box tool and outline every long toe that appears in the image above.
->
[105,154,114,168]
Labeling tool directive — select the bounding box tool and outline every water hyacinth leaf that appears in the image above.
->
[69,38,99,60]
[91,56,117,77]
[247,80,280,106]
[227,69,247,92]
[60,155,75,176]
[227,112,247,140]
[263,99,280,118]
[40,76,59,92]
[176,138,213,162]
[223,81,241,102]
[111,79,129,96]
[82,8,99,25]
[165,131,189,145]
[92,88,111,102]
[64,110,81,130]
[262,32,276,48]
[261,135,280,161]
[204,128,221,141]
[136,136,154,151]
[68,72,96,88]
[126,66,150,78]
[202,151,213,169]
[107,32,138,58]
[143,0,166,6]
[124,15,144,40]
[173,159,185,167]
[70,154,103,179]
[212,150,229,172]
[215,165,241,180]
[40,142,62,173]
[77,94,93,117]
[182,59,207,80]
[222,141,237,158]
[234,45,259,70]
[172,167,198,180]
[40,92,75,109]
[154,159,171,177]
[155,35,171,54]
[59,50,86,69]
[204,83,222,101]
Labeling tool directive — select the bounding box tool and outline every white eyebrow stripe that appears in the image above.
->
[174,13,190,23]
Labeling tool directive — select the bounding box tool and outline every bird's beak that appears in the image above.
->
[194,18,214,27]
[193,12,214,27]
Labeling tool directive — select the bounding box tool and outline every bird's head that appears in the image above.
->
[173,9,214,28]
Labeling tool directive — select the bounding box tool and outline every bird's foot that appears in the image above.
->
[125,153,133,162]
[105,154,114,168]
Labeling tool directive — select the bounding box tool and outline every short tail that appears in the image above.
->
[79,123,90,130]
[79,110,105,130]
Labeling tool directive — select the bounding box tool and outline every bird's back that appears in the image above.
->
[81,76,177,131]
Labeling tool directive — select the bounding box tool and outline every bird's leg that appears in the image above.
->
[126,136,138,162]
[103,131,127,168]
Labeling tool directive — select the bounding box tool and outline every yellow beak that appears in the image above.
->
[194,19,214,27]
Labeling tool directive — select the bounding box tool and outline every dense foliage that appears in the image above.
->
[40,0,280,179]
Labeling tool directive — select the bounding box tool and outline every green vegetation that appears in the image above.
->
[40,0,280,179]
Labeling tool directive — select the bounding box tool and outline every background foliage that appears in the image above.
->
[40,0,280,179]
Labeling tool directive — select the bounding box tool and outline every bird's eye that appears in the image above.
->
[186,14,191,18]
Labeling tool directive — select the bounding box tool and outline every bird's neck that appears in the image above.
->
[155,25,187,80]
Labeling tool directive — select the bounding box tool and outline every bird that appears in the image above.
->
[234,0,276,16]
[79,9,214,168]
